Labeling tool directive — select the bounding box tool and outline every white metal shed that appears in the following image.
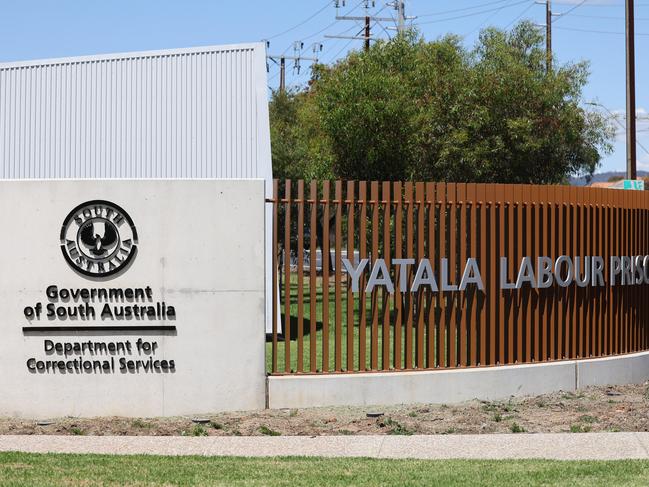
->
[0,42,274,330]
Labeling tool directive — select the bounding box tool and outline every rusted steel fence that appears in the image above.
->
[268,179,649,375]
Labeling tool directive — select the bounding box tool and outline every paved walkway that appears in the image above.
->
[1,433,649,460]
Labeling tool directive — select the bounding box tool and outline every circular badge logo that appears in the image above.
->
[60,200,138,278]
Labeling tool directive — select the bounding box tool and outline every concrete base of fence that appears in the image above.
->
[267,351,649,409]
[577,351,649,387]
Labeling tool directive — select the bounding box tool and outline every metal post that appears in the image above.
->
[279,57,286,93]
[546,0,552,72]
[365,16,371,51]
[397,1,405,34]
[626,0,637,179]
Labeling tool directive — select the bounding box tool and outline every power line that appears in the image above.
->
[550,1,648,5]
[301,0,366,42]
[554,25,649,35]
[375,16,394,38]
[265,1,333,41]
[462,0,522,36]
[271,20,358,84]
[322,20,366,44]
[318,19,369,62]
[266,0,367,91]
[327,37,357,63]
[267,42,322,92]
[561,13,649,20]
[552,1,648,5]
[326,2,391,51]
[418,0,514,18]
[553,0,588,22]
[504,2,536,28]
[412,0,531,26]
[298,19,377,76]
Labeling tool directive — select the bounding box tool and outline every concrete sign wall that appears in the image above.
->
[0,179,266,418]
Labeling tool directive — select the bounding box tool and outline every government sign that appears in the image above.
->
[0,180,265,418]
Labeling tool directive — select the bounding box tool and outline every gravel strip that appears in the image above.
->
[1,433,649,460]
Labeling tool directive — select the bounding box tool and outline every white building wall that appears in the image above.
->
[0,43,271,182]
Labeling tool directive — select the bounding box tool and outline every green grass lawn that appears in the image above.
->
[266,275,439,374]
[267,276,377,373]
[2,453,649,486]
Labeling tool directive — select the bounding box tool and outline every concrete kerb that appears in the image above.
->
[1,433,649,460]
[267,350,649,409]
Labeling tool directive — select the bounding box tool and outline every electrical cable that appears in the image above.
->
[553,1,647,6]
[412,0,531,26]
[325,3,389,41]
[265,0,333,41]
[504,2,537,28]
[361,4,392,40]
[277,8,369,90]
[561,13,649,21]
[322,21,366,49]
[554,25,649,35]
[326,33,360,64]
[417,0,515,18]
[553,0,588,23]
[375,18,394,39]
[269,0,365,88]
[302,0,366,42]
[462,0,520,37]
[330,38,356,61]
[594,107,649,156]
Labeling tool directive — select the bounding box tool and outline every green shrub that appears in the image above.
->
[510,422,525,433]
[384,417,413,436]
[259,426,281,436]
[182,425,208,437]
[570,424,591,433]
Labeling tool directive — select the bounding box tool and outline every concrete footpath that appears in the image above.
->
[1,433,649,460]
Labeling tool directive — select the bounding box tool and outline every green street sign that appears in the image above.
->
[612,179,645,191]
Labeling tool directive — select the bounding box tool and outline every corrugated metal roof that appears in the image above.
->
[0,43,272,182]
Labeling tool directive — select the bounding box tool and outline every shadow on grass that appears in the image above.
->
[279,308,401,342]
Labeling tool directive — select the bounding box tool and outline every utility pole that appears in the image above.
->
[626,0,637,179]
[267,41,322,93]
[396,1,405,34]
[365,15,371,51]
[535,0,553,71]
[326,1,388,50]
[279,57,286,93]
[386,1,415,35]
[387,1,406,34]
[546,0,552,72]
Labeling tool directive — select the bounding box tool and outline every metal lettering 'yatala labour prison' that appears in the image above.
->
[343,255,649,294]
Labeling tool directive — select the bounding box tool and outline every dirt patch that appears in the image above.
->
[3,383,649,436]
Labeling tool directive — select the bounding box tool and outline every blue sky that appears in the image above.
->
[0,0,646,174]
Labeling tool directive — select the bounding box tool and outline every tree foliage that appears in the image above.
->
[269,88,335,181]
[270,22,613,184]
